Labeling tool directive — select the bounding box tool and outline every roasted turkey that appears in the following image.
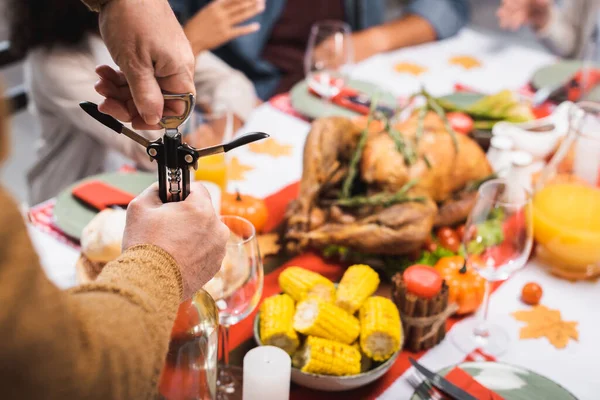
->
[284,111,492,255]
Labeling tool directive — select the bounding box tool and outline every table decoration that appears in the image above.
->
[248,138,293,157]
[221,191,268,233]
[448,55,482,70]
[512,305,579,349]
[520,282,543,305]
[434,256,485,315]
[228,157,254,181]
[392,271,454,352]
[256,233,280,258]
[242,346,291,400]
[393,62,428,76]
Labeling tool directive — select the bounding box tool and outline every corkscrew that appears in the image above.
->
[79,93,269,203]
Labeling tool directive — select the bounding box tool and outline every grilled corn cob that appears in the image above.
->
[295,336,361,376]
[279,267,335,302]
[359,296,402,361]
[259,294,300,355]
[336,264,380,314]
[293,298,360,344]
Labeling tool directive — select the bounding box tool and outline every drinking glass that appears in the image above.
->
[183,103,233,191]
[207,216,263,398]
[451,179,533,356]
[304,20,353,103]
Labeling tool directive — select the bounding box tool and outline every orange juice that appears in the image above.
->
[533,182,600,279]
[194,154,227,191]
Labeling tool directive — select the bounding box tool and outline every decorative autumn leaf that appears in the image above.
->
[248,138,293,157]
[257,233,280,258]
[228,157,254,181]
[512,305,579,349]
[393,62,428,76]
[449,55,482,70]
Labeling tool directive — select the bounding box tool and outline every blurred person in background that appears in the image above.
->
[9,0,258,205]
[0,86,230,398]
[171,0,470,100]
[497,0,600,59]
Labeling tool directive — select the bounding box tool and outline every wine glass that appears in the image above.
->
[451,179,533,356]
[207,215,263,398]
[304,20,353,105]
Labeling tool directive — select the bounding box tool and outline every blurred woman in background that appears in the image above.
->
[8,0,258,204]
[497,0,600,59]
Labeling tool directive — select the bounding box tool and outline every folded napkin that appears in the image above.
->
[445,367,504,400]
[72,180,135,211]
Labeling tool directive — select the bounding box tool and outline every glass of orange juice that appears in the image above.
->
[533,102,600,280]
[183,103,232,192]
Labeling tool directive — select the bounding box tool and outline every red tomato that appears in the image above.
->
[436,227,455,240]
[403,265,443,299]
[456,224,466,241]
[446,112,474,135]
[437,227,461,252]
[423,235,438,252]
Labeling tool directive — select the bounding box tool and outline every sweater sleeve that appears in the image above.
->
[0,187,183,400]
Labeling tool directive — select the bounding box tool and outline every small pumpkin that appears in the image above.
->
[434,256,485,315]
[221,191,268,232]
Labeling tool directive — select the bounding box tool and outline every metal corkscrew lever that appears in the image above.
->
[79,93,269,203]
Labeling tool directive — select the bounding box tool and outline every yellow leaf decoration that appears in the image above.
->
[449,55,482,70]
[512,305,579,349]
[248,138,293,157]
[257,233,280,258]
[393,62,428,76]
[228,157,254,181]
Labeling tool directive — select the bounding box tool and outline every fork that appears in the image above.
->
[407,373,444,400]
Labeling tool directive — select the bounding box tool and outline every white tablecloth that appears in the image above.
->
[28,28,598,399]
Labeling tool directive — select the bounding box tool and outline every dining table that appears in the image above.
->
[26,27,598,399]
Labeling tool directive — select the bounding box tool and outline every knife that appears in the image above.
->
[409,358,478,400]
[80,102,152,147]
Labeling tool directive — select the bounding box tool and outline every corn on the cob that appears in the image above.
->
[293,298,360,344]
[359,296,402,362]
[259,294,299,355]
[279,267,335,302]
[336,264,380,314]
[352,342,372,373]
[295,336,360,376]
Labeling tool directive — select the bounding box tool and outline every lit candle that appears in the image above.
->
[243,346,291,400]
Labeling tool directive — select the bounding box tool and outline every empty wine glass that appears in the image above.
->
[451,179,533,356]
[304,20,353,103]
[207,216,263,399]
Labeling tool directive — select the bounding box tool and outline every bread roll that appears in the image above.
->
[80,209,127,264]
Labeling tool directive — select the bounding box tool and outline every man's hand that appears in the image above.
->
[497,0,552,31]
[184,0,264,55]
[122,182,229,300]
[97,0,196,129]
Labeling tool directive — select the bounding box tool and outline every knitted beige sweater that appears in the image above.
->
[0,186,183,399]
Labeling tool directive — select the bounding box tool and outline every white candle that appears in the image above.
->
[243,346,291,400]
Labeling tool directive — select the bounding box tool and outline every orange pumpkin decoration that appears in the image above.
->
[434,256,485,315]
[221,191,268,232]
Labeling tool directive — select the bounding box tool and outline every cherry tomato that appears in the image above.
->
[455,224,466,241]
[437,227,461,252]
[521,282,543,305]
[403,265,443,299]
[423,235,438,252]
[446,112,474,135]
